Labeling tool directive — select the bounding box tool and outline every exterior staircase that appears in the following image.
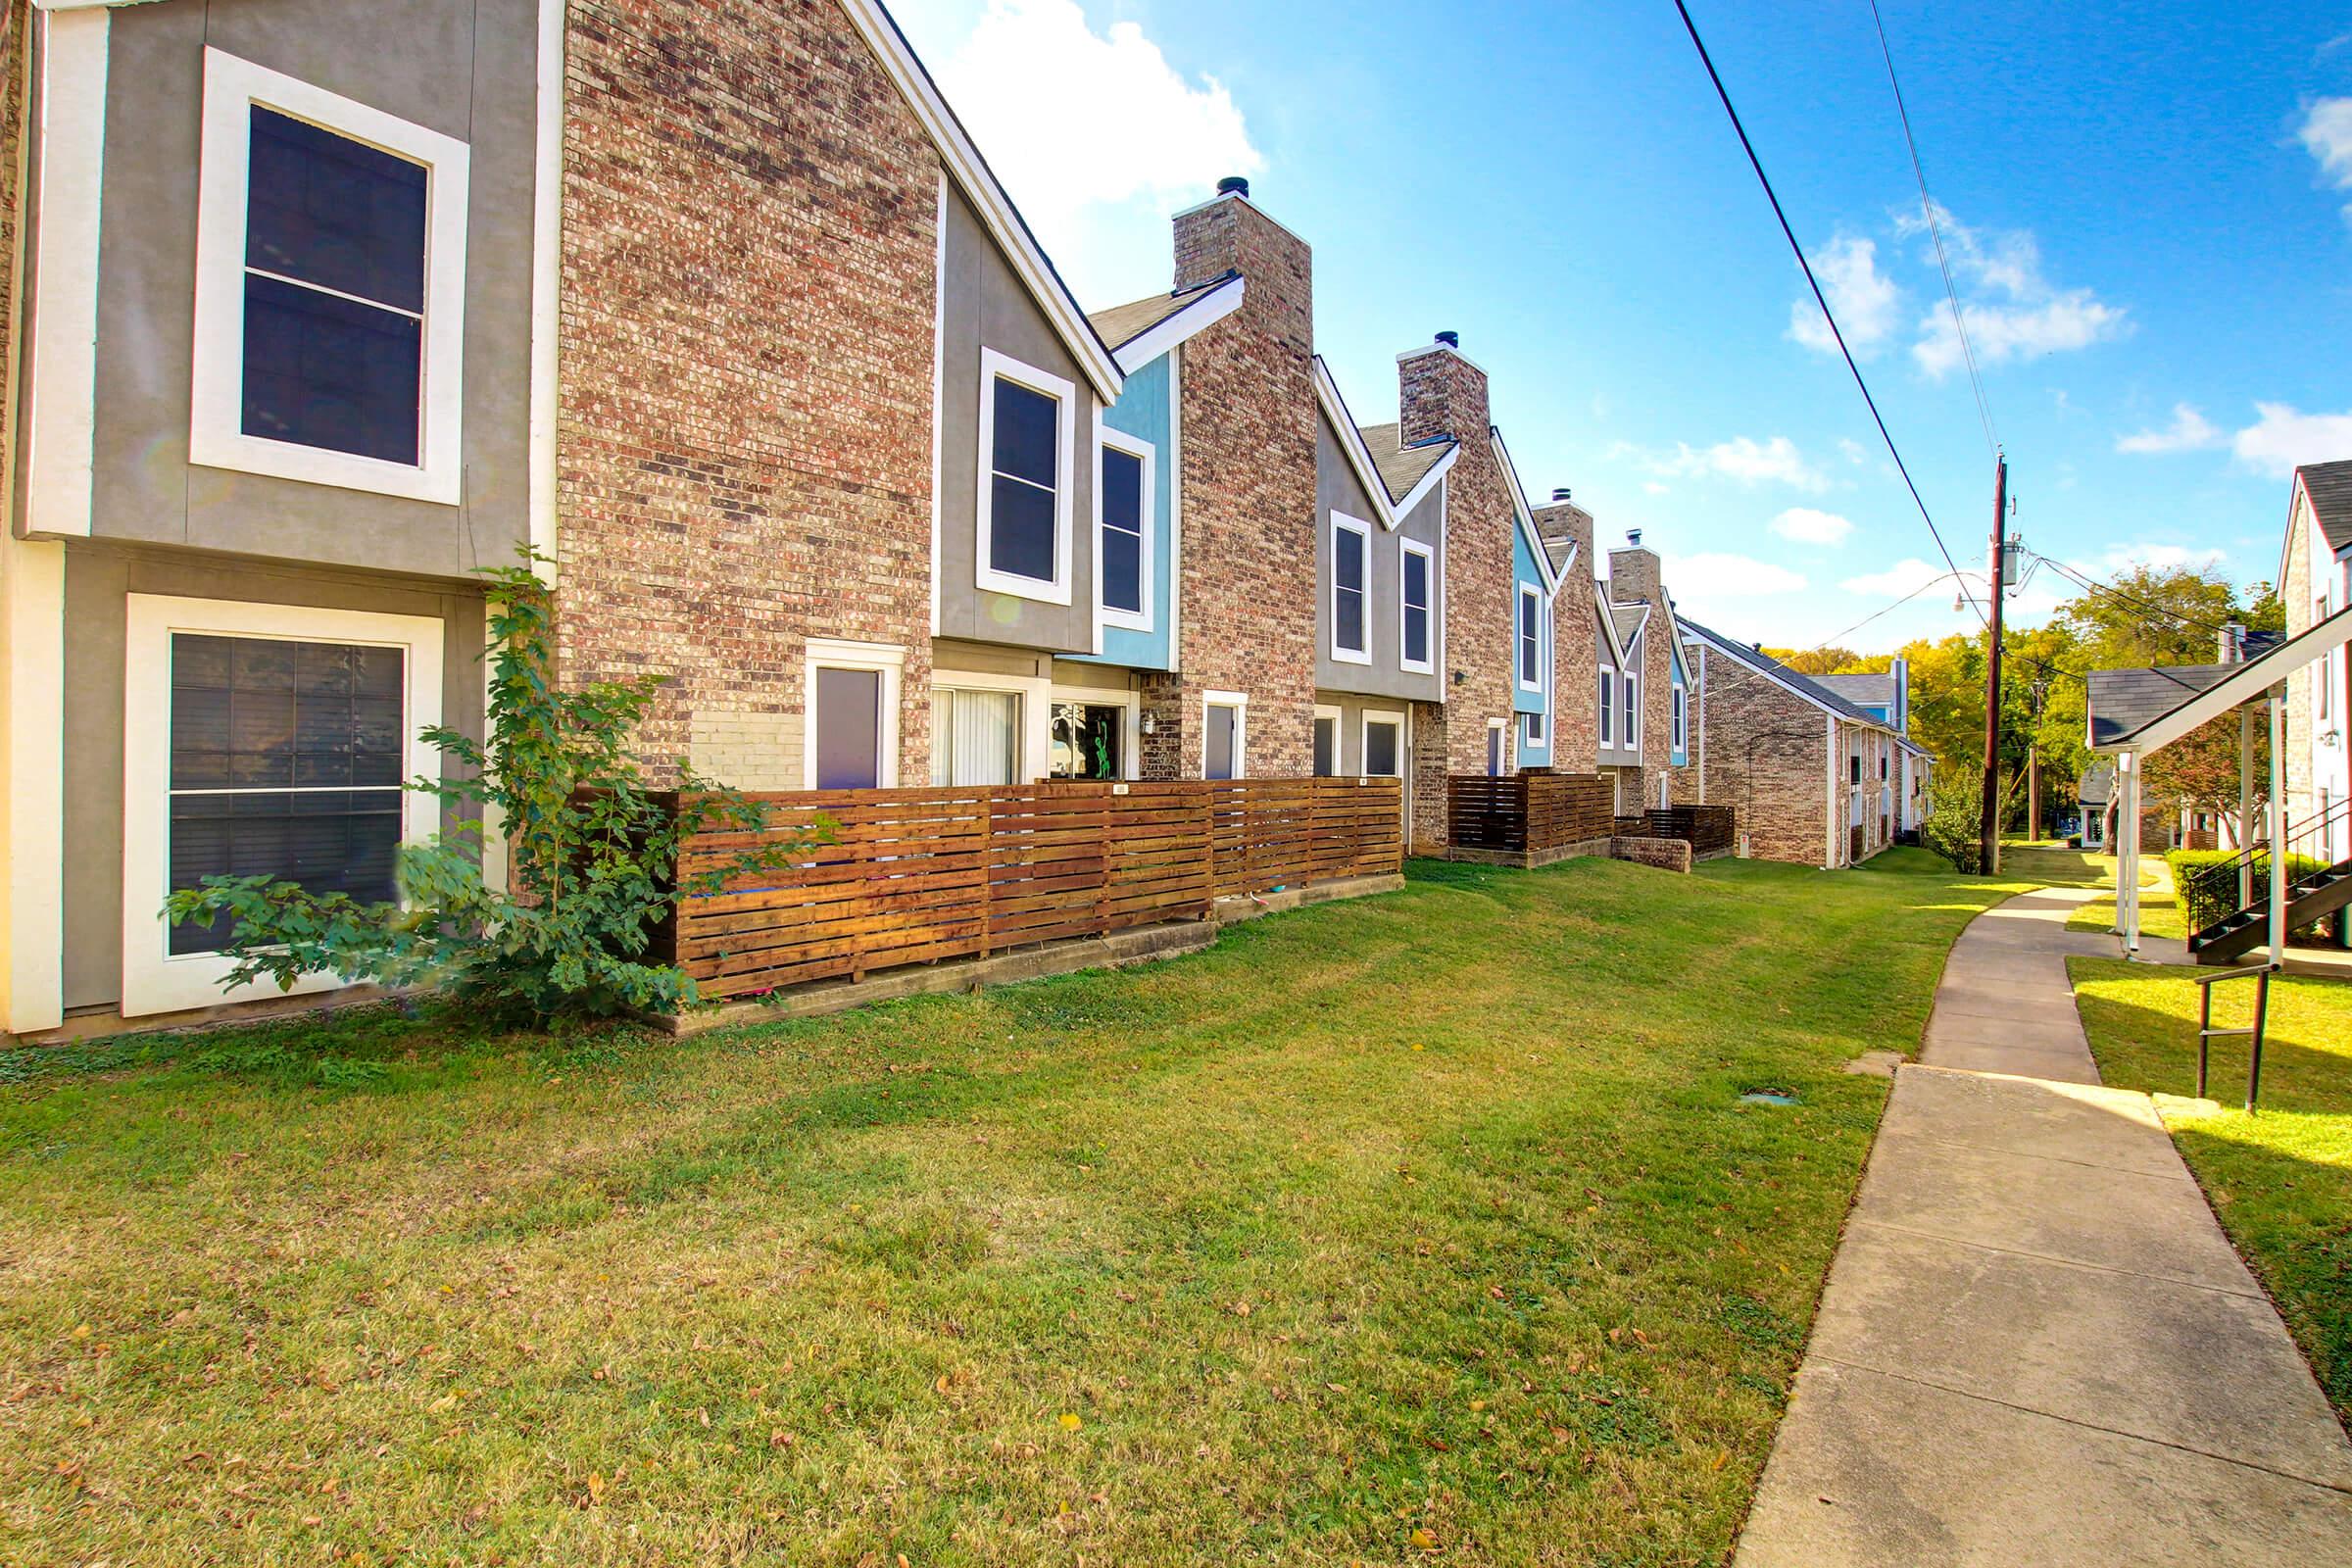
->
[2185,799,2352,963]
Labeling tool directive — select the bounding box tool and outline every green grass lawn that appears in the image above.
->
[2,850,2022,1566]
[2073,961,2352,1422]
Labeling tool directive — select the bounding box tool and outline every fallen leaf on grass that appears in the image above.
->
[1057,1413,1082,1432]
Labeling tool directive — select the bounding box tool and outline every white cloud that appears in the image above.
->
[1892,203,2129,376]
[2083,542,2228,574]
[2300,96,2352,222]
[2116,403,2224,455]
[1839,558,1952,599]
[1610,435,1830,492]
[2231,403,2352,477]
[1664,553,1807,600]
[1838,438,1869,466]
[1771,507,1854,547]
[1788,235,1902,358]
[1642,481,1670,496]
[918,0,1261,299]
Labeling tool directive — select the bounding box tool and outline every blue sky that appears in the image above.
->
[889,0,2352,651]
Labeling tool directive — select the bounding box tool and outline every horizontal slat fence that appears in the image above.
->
[666,777,1400,999]
[1642,804,1736,856]
[1450,771,1615,854]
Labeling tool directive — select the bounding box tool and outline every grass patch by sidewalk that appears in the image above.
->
[2066,890,2185,942]
[2073,960,2352,1423]
[2,851,2021,1565]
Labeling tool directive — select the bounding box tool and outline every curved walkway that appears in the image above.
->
[1737,886,2352,1566]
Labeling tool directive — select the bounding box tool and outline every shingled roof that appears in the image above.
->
[2083,664,2232,750]
[1679,617,1888,727]
[1356,423,1456,507]
[1086,272,1236,352]
[2300,460,2352,556]
[1812,672,1896,710]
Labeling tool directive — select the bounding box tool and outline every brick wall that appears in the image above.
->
[1400,341,1513,809]
[555,0,939,787]
[1537,499,1599,775]
[1692,644,1832,864]
[1153,191,1318,778]
[1606,544,1687,810]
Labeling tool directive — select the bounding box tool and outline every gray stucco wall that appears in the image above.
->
[60,543,486,1013]
[936,183,1098,655]
[1313,411,1445,703]
[87,0,537,578]
[1597,618,1642,768]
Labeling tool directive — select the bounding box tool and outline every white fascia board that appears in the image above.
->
[1310,357,1404,530]
[838,0,1121,404]
[1593,599,1627,668]
[1489,426,1559,596]
[1391,442,1458,522]
[2101,604,2352,756]
[1109,274,1243,374]
[1551,539,1581,581]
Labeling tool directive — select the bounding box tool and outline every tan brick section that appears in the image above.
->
[1690,643,1833,865]
[1144,193,1320,779]
[1538,499,1599,776]
[1608,543,1685,810]
[1400,343,1515,836]
[556,0,940,786]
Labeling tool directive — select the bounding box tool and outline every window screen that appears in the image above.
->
[1334,524,1367,655]
[1100,446,1146,614]
[1312,715,1338,778]
[1401,550,1431,666]
[1598,671,1614,745]
[814,666,882,789]
[168,634,404,955]
[1205,703,1240,780]
[989,378,1059,582]
[1519,591,1540,684]
[242,108,426,465]
[1623,674,1638,746]
[1364,719,1401,777]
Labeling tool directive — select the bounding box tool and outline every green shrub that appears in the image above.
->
[164,552,820,1025]
[1920,768,1984,875]
[2169,848,2337,940]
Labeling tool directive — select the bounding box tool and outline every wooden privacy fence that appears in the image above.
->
[1639,804,1736,857]
[662,777,1402,999]
[1448,771,1615,854]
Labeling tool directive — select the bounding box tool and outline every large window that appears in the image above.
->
[1400,541,1434,673]
[122,598,443,1017]
[1096,427,1152,630]
[804,639,904,790]
[1363,714,1403,778]
[1518,587,1543,690]
[1598,667,1615,747]
[934,688,1022,786]
[1204,693,1247,780]
[978,349,1075,603]
[190,50,469,503]
[1332,514,1371,663]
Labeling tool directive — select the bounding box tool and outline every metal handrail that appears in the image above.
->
[2180,796,2352,938]
[2192,962,2276,1111]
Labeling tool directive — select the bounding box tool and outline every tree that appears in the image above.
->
[164,553,817,1024]
[1760,645,1862,676]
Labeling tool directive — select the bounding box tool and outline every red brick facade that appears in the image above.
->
[1538,499,1600,776]
[1606,543,1687,811]
[1689,644,1832,863]
[555,0,941,787]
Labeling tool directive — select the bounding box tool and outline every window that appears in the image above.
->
[1096,425,1152,629]
[1850,755,1863,785]
[934,688,1022,786]
[977,348,1075,603]
[1332,514,1371,663]
[1518,587,1543,690]
[1051,701,1128,780]
[122,597,443,1017]
[1487,719,1505,777]
[804,639,904,790]
[2320,596,2333,722]
[190,50,469,503]
[1363,714,1403,778]
[1598,667,1615,746]
[1623,671,1640,751]
[1522,710,1545,749]
[1312,708,1341,778]
[1671,680,1687,752]
[1400,541,1435,673]
[1204,692,1247,780]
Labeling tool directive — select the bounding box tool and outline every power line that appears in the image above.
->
[1670,0,1985,630]
[2028,551,2241,639]
[1809,567,1973,651]
[1868,0,1996,460]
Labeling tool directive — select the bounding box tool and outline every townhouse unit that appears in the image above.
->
[1593,531,1694,813]
[2280,459,2351,863]
[1675,623,1928,866]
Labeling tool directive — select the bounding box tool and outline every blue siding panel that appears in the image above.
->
[1079,355,1174,671]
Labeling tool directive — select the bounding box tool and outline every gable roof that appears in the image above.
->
[1609,603,1649,649]
[1813,672,1896,710]
[2300,460,2352,557]
[2087,607,2352,754]
[1357,424,1456,507]
[1310,358,1457,528]
[2084,665,2231,750]
[1680,617,1890,727]
[1086,271,1245,373]
[839,0,1122,401]
[2079,762,2116,805]
[1490,427,1562,598]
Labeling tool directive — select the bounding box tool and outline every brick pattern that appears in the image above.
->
[0,1,21,372]
[1538,501,1599,776]
[555,0,939,787]
[1690,645,1832,864]
[1158,195,1318,778]
[1606,546,1688,811]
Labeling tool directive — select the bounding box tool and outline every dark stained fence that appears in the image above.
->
[1449,771,1615,855]
[1642,805,1736,857]
[666,777,1401,999]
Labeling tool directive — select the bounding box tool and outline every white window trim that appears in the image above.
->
[189,49,471,506]
[1625,669,1642,754]
[1517,584,1544,693]
[933,666,1054,785]
[1330,511,1373,665]
[976,346,1076,605]
[1671,678,1687,754]
[1092,417,1155,637]
[1312,702,1343,777]
[1598,665,1616,747]
[803,637,905,790]
[1360,708,1406,779]
[1398,538,1436,675]
[1522,709,1545,748]
[122,595,445,1018]
[1050,680,1142,781]
[1487,715,1509,776]
[1203,689,1248,780]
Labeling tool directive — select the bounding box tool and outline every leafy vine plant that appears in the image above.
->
[164,550,826,1025]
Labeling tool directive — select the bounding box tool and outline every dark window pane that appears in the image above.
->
[247,107,426,313]
[1336,584,1364,653]
[1205,705,1238,780]
[1336,526,1364,594]
[1365,721,1399,777]
[1312,716,1337,777]
[991,378,1058,487]
[1404,606,1428,666]
[242,272,421,464]
[169,787,402,954]
[1487,725,1502,776]
[1102,525,1143,614]
[1403,551,1428,610]
[1102,447,1143,534]
[989,474,1057,582]
[814,666,881,789]
[173,633,405,791]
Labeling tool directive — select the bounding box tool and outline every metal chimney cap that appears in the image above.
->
[1216,175,1250,198]
[1551,487,1573,502]
[1627,527,1644,547]
[1435,330,1460,349]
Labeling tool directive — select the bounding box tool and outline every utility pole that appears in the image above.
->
[2027,678,2047,844]
[1979,453,2008,874]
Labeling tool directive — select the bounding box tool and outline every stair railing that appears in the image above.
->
[2182,797,2352,944]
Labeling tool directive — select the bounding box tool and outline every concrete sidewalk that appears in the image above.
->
[1736,886,2352,1566]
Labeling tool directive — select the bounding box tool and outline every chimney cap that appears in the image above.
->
[1627,527,1643,547]
[1216,175,1250,198]
[1435,330,1460,348]
[1551,487,1572,503]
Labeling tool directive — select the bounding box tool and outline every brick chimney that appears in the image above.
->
[1608,529,1662,607]
[1397,332,1490,446]
[1534,487,1593,575]
[1173,176,1311,360]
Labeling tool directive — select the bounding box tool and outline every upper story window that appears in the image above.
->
[1332,514,1371,663]
[1096,425,1152,631]
[190,50,469,504]
[1518,587,1543,690]
[1400,541,1434,673]
[1671,679,1687,752]
[1598,667,1615,747]
[978,349,1076,604]
[1624,669,1640,751]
